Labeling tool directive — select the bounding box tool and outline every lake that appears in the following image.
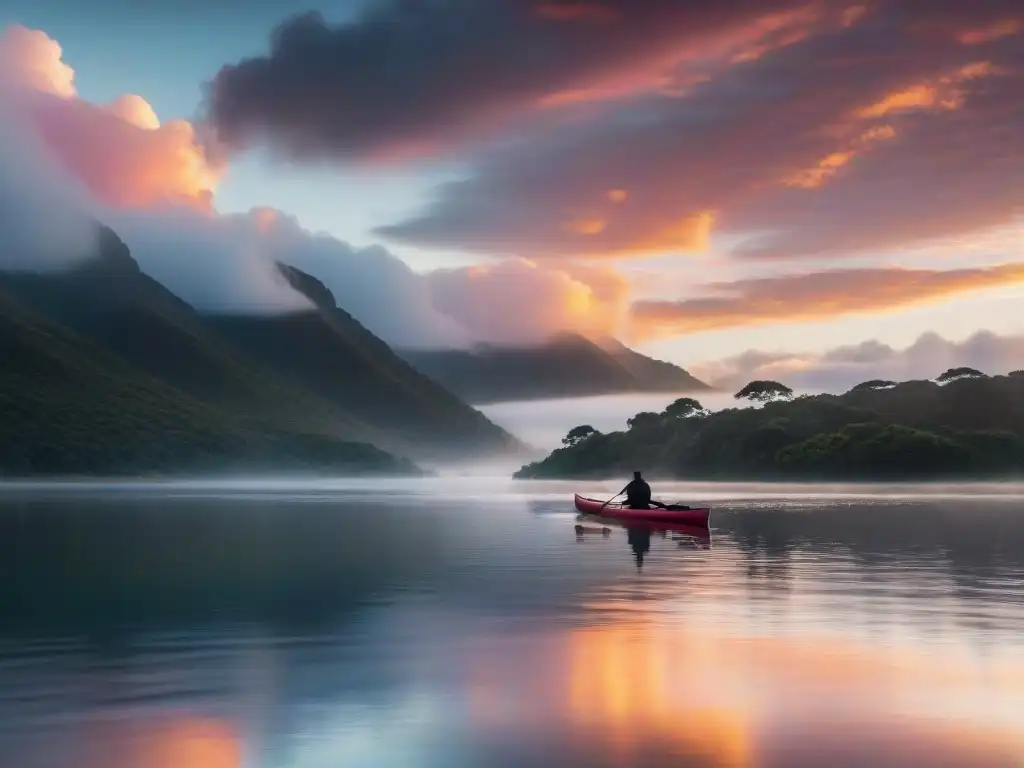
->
[1,478,1023,767]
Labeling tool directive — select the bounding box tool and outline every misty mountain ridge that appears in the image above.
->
[0,223,520,475]
[400,332,710,405]
[0,226,368,436]
[205,262,519,458]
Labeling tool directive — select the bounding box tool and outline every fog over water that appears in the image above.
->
[479,390,810,453]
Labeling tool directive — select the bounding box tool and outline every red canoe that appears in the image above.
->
[574,494,711,527]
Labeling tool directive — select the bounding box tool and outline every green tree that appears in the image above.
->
[563,424,598,447]
[734,380,794,403]
[777,423,976,477]
[627,412,662,431]
[664,397,707,420]
[936,366,986,383]
[849,379,897,392]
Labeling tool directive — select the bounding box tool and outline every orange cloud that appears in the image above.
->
[784,124,896,188]
[607,188,628,203]
[856,61,1000,119]
[0,25,224,211]
[630,263,1024,340]
[631,210,715,254]
[567,217,608,235]
[857,83,946,118]
[561,209,714,257]
[426,258,630,345]
[729,25,814,64]
[958,18,1023,45]
[783,150,854,188]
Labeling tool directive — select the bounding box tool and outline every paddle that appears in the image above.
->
[598,490,626,514]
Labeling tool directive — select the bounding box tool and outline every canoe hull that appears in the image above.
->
[574,494,710,527]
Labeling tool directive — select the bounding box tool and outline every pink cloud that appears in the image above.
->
[1,25,224,211]
[380,1,1024,261]
[0,26,632,347]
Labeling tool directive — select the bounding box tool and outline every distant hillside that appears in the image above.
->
[0,284,413,476]
[0,224,519,475]
[402,333,709,404]
[596,337,710,391]
[516,374,1024,481]
[205,263,519,460]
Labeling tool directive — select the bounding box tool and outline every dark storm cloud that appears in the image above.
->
[204,0,811,160]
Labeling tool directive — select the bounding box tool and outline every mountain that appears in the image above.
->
[0,284,412,476]
[596,337,709,391]
[401,332,710,404]
[516,374,1024,481]
[204,263,518,460]
[0,226,370,440]
[0,225,518,474]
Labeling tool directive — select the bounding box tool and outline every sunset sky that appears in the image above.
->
[1,0,1022,388]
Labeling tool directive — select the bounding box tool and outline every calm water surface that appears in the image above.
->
[1,478,1022,767]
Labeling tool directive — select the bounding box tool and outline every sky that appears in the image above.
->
[0,0,1022,390]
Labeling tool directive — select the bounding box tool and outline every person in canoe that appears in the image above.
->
[619,471,667,510]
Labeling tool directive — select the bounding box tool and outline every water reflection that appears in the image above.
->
[0,497,444,632]
[563,624,753,767]
[455,610,1024,766]
[575,514,713,569]
[0,484,1022,766]
[88,718,241,768]
[626,526,651,568]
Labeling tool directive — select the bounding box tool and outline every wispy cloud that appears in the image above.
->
[691,330,1024,391]
[630,265,1024,339]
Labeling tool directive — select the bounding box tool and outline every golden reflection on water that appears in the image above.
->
[84,717,242,768]
[567,624,752,766]
[552,610,1024,767]
[146,719,241,768]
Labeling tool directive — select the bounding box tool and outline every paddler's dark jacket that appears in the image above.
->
[623,478,652,509]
